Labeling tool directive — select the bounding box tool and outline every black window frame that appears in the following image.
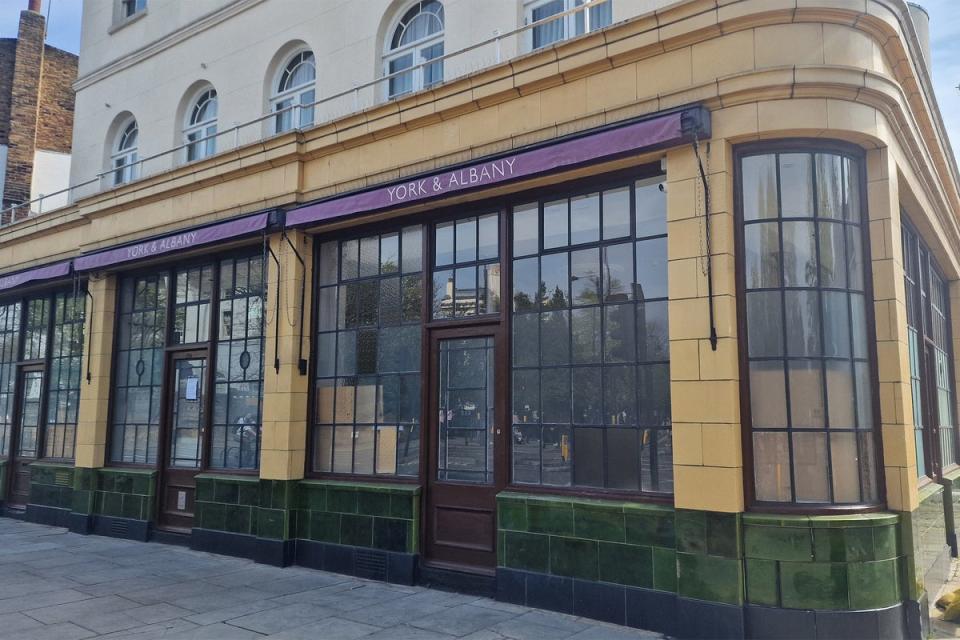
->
[734,139,885,512]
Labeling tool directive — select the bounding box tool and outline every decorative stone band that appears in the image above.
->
[285,105,710,228]
[0,260,70,292]
[74,211,271,272]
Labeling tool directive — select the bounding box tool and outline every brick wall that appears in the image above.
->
[1,8,77,207]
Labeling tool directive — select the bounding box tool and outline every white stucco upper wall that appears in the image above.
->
[70,0,677,189]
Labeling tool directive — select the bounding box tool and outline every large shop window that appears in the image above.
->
[903,221,958,478]
[313,227,424,476]
[109,255,265,468]
[0,291,84,461]
[739,148,879,505]
[511,178,672,492]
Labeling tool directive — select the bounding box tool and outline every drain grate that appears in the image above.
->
[109,520,129,537]
[354,549,387,581]
[54,471,71,486]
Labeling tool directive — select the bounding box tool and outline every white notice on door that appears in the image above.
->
[177,491,186,511]
[186,377,199,400]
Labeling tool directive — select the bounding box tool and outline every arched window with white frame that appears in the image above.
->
[183,87,218,162]
[272,50,316,134]
[383,1,444,99]
[111,118,139,186]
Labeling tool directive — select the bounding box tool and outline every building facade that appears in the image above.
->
[0,0,77,218]
[0,0,956,638]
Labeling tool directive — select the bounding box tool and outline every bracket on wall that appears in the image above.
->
[281,228,308,376]
[264,233,281,374]
[692,133,718,352]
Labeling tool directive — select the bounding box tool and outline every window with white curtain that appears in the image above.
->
[526,0,613,50]
[384,1,444,99]
[272,50,316,134]
[183,88,218,163]
[111,118,139,186]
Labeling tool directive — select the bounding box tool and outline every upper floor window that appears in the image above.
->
[272,50,316,134]
[384,1,444,99]
[112,118,139,186]
[121,0,146,19]
[739,146,880,506]
[184,88,218,163]
[527,0,613,50]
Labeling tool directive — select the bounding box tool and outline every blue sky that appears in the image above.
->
[0,0,958,158]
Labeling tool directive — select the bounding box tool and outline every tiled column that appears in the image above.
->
[866,147,918,511]
[666,140,743,513]
[75,274,117,469]
[260,229,314,482]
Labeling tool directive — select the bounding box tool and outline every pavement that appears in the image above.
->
[933,559,960,638]
[0,518,663,640]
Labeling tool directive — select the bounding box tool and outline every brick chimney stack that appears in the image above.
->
[3,4,46,206]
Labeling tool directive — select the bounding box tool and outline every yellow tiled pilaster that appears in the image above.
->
[260,230,313,480]
[666,141,744,513]
[75,275,117,468]
[867,147,919,512]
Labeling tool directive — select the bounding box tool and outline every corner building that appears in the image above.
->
[0,1,956,637]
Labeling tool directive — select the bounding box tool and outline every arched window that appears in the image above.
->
[111,118,139,186]
[272,50,316,134]
[384,1,444,99]
[184,88,218,162]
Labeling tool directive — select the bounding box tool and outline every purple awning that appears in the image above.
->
[74,212,270,272]
[286,107,707,228]
[0,261,71,292]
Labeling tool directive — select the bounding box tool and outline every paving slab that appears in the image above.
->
[0,518,663,640]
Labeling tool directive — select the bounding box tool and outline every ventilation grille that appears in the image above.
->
[355,549,387,581]
[54,471,71,487]
[109,520,129,537]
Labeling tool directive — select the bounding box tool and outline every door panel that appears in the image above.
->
[159,355,207,530]
[9,369,43,508]
[426,334,499,570]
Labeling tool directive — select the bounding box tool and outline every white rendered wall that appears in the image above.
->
[31,149,71,211]
[70,0,678,190]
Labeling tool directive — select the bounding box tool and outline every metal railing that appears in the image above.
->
[0,0,613,228]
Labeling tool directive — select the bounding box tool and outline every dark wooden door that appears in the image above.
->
[425,329,502,571]
[158,352,208,531]
[8,366,44,508]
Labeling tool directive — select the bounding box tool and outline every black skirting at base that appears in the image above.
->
[24,504,71,528]
[294,538,417,585]
[92,514,151,541]
[496,567,920,640]
[191,527,294,567]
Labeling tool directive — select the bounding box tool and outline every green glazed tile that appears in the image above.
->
[744,525,812,562]
[549,537,598,581]
[132,474,152,496]
[358,491,391,517]
[102,492,123,517]
[121,495,143,519]
[114,475,133,494]
[498,499,527,532]
[675,510,707,554]
[705,512,741,558]
[238,483,260,507]
[625,512,675,549]
[677,552,743,605]
[214,480,240,504]
[598,542,652,588]
[257,508,288,540]
[528,502,574,536]
[372,518,408,553]
[652,547,678,592]
[98,474,115,493]
[497,531,506,567]
[389,493,414,519]
[195,479,214,503]
[340,514,373,547]
[779,562,848,609]
[813,528,846,563]
[202,502,226,531]
[873,526,898,560]
[328,487,358,514]
[224,505,252,535]
[848,559,901,609]
[309,511,341,543]
[745,558,778,606]
[504,531,549,573]
[843,528,876,562]
[574,505,625,542]
[305,485,328,511]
